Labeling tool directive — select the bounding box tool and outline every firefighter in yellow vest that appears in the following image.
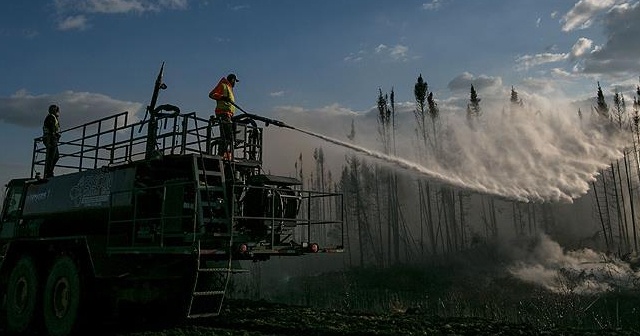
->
[42,104,61,178]
[209,73,238,159]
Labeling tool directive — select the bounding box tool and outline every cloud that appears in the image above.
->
[561,0,616,31]
[54,0,188,30]
[569,37,594,58]
[422,0,443,11]
[347,44,411,63]
[447,72,503,93]
[580,2,640,77]
[0,90,143,128]
[550,68,575,78]
[270,91,285,97]
[515,37,596,71]
[515,52,568,71]
[374,44,387,53]
[58,15,89,31]
[514,2,640,79]
[344,53,364,62]
[230,4,250,11]
[375,44,410,61]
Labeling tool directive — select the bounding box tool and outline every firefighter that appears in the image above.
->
[42,104,61,178]
[209,73,239,160]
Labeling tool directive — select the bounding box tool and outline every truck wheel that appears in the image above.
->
[6,256,39,334]
[43,256,81,336]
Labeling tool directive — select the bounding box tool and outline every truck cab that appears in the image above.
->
[0,179,28,239]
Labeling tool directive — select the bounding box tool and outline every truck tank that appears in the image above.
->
[0,64,344,336]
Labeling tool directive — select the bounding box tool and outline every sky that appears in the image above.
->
[1,0,640,195]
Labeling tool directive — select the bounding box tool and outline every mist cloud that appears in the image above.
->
[509,234,640,294]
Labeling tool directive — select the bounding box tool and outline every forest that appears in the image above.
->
[234,75,640,331]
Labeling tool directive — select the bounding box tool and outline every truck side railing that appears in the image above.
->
[232,184,345,250]
[106,182,344,254]
[31,111,264,178]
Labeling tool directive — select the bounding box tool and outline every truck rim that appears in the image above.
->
[6,257,38,333]
[52,277,71,318]
[13,277,29,313]
[44,256,80,336]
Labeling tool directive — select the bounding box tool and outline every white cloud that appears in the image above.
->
[561,0,616,32]
[550,68,575,78]
[57,15,89,31]
[344,54,363,62]
[515,1,639,78]
[374,44,387,53]
[536,17,541,28]
[389,45,409,60]
[375,44,409,61]
[515,53,568,71]
[422,0,443,11]
[347,44,410,63]
[569,37,594,58]
[270,91,285,97]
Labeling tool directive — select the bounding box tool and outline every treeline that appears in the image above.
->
[588,82,640,256]
[296,76,640,267]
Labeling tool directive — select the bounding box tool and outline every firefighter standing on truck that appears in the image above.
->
[209,73,239,160]
[43,104,61,178]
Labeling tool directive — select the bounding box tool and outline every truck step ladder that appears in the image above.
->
[187,155,236,318]
[186,242,249,318]
[193,156,231,234]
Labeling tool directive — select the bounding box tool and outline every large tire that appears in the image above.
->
[43,256,81,336]
[6,256,39,334]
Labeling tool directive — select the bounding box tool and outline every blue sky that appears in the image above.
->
[1,0,639,189]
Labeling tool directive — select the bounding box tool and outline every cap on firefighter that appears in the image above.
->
[227,73,239,82]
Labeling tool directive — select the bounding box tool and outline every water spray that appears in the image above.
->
[232,102,529,201]
[232,102,628,203]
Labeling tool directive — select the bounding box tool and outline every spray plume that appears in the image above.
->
[279,100,630,203]
[276,96,632,203]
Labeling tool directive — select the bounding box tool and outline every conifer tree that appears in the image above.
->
[413,74,429,150]
[510,86,519,105]
[467,84,481,126]
[613,89,626,128]
[510,86,523,107]
[595,82,609,118]
[377,88,392,154]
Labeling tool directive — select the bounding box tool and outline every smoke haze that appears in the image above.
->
[509,234,640,295]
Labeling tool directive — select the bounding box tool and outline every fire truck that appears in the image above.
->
[0,64,344,336]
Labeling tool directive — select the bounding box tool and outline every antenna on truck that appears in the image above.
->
[142,62,180,160]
